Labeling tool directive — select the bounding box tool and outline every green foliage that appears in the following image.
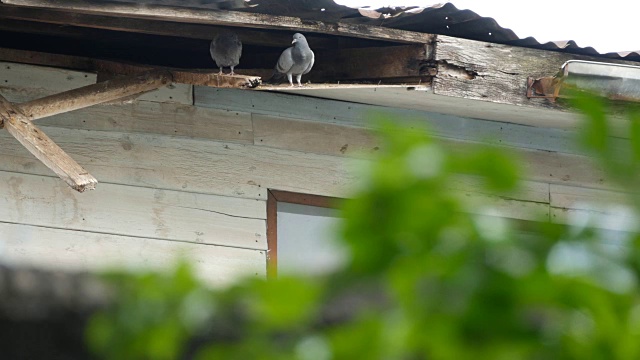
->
[86,263,216,359]
[87,96,640,359]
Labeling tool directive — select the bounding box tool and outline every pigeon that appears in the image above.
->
[210,31,242,75]
[269,33,315,87]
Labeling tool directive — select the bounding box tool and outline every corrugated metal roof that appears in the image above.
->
[337,3,640,61]
[232,1,638,62]
[95,1,640,61]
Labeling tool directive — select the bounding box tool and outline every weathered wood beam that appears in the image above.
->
[94,62,261,88]
[17,70,172,121]
[433,35,639,110]
[1,0,434,44]
[0,94,97,192]
[0,48,261,88]
[0,5,341,49]
[0,47,94,71]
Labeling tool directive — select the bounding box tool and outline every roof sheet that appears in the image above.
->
[102,1,640,61]
[338,3,640,61]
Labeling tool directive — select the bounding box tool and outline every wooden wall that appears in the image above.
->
[0,62,630,285]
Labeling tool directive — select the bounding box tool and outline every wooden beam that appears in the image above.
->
[0,5,341,49]
[94,62,261,88]
[1,0,434,44]
[433,35,640,110]
[0,47,94,71]
[18,70,172,121]
[0,94,97,192]
[266,189,278,279]
[0,47,261,88]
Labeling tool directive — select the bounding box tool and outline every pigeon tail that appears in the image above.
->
[264,71,286,84]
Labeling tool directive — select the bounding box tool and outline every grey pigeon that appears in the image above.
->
[270,33,315,87]
[210,31,242,75]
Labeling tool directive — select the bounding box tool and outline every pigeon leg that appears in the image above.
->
[287,74,294,87]
[218,67,224,75]
[230,66,235,76]
[296,74,303,87]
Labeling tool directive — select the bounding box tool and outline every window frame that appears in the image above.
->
[266,190,341,278]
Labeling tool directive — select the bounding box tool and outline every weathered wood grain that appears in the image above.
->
[253,114,380,158]
[0,170,267,249]
[0,126,358,199]
[0,64,249,139]
[251,112,615,191]
[197,87,631,155]
[449,175,550,205]
[433,35,640,109]
[2,0,435,44]
[0,61,96,101]
[0,222,266,286]
[549,184,638,231]
[18,70,172,121]
[0,5,336,48]
[95,62,262,88]
[550,184,631,210]
[550,207,638,232]
[0,94,98,192]
[129,82,193,105]
[42,101,253,143]
[456,192,550,222]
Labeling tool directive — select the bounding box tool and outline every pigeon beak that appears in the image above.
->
[292,39,298,44]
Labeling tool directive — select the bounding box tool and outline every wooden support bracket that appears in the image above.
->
[0,69,176,192]
[18,69,173,121]
[0,94,98,192]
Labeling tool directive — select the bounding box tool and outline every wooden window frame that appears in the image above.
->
[266,190,341,279]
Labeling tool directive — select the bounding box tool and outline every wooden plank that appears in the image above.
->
[0,126,358,199]
[17,70,173,121]
[0,170,267,249]
[0,59,191,106]
[137,83,193,105]
[0,6,339,48]
[255,118,550,205]
[200,86,584,153]
[93,61,261,88]
[455,192,550,222]
[432,35,640,109]
[0,7,332,49]
[257,86,633,137]
[448,175,550,205]
[0,222,266,286]
[270,190,340,209]
[2,0,435,44]
[41,100,253,143]
[550,184,631,210]
[171,70,261,88]
[254,113,557,201]
[550,207,637,232]
[549,184,637,232]
[0,48,95,75]
[0,94,98,192]
[266,190,277,279]
[253,114,380,158]
[198,87,631,155]
[251,112,613,192]
[518,150,613,190]
[0,63,248,139]
[0,61,96,102]
[0,53,259,90]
